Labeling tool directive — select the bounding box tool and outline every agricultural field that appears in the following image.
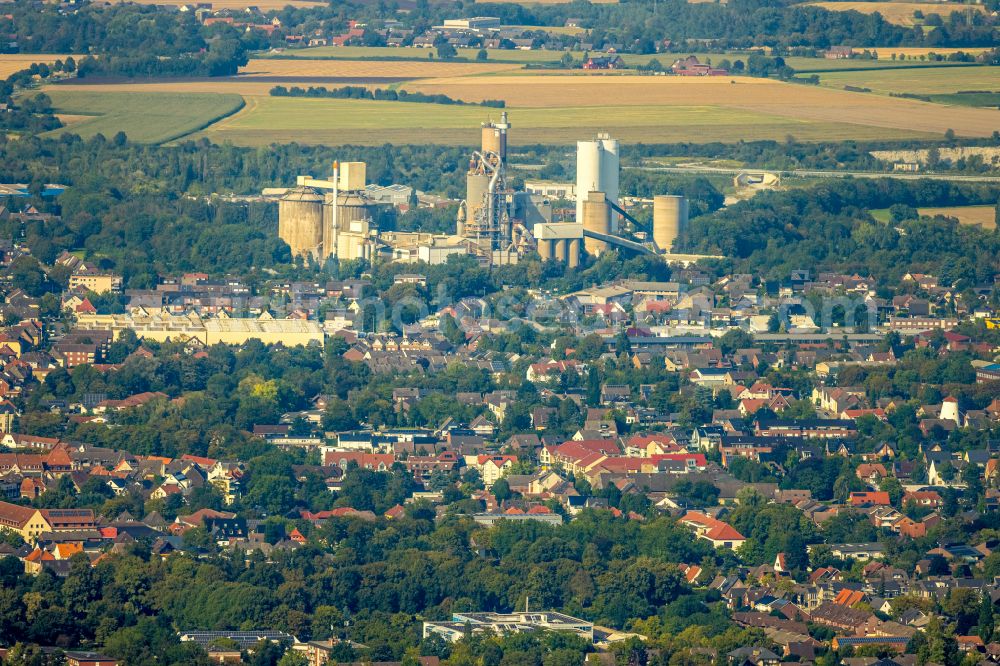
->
[401,74,1000,136]
[803,1,984,26]
[0,54,73,79]
[816,65,1000,95]
[873,46,991,59]
[926,92,1000,108]
[262,46,982,74]
[239,58,521,79]
[871,205,998,228]
[188,94,929,146]
[41,90,245,144]
[38,57,1000,146]
[919,205,998,229]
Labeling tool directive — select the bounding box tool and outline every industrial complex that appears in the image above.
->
[271,114,702,268]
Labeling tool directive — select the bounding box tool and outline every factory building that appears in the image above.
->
[75,313,325,347]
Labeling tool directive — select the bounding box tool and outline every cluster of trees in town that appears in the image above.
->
[270,85,506,108]
[0,508,743,665]
[0,58,76,133]
[3,5,249,78]
[683,178,1000,287]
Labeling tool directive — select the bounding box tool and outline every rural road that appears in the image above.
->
[627,164,1000,183]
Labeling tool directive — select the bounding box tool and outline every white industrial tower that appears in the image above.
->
[575,134,620,232]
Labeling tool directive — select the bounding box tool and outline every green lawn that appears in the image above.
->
[42,90,245,144]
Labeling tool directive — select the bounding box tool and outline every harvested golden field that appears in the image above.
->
[402,75,1000,137]
[805,1,984,25]
[875,46,991,59]
[106,0,325,8]
[238,58,522,79]
[919,205,997,229]
[0,54,73,79]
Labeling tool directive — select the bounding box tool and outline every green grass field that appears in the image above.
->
[817,65,1000,95]
[927,92,1000,108]
[187,94,932,146]
[42,90,245,144]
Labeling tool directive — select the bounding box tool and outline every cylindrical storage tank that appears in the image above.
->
[653,195,689,252]
[599,135,620,232]
[555,240,567,263]
[466,173,491,232]
[482,125,506,160]
[537,239,550,261]
[576,140,603,224]
[582,191,610,256]
[278,186,324,260]
[337,193,372,226]
[568,238,581,268]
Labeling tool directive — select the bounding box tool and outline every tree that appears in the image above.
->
[979,592,995,643]
[476,49,488,61]
[437,43,457,59]
[493,478,512,503]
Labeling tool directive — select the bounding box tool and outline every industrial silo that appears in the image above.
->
[323,192,374,260]
[465,172,491,235]
[598,135,620,232]
[653,195,689,252]
[575,134,619,228]
[278,186,324,260]
[481,111,510,160]
[582,191,610,256]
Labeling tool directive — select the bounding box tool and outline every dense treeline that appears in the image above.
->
[683,178,1000,286]
[384,0,996,49]
[1,5,248,78]
[270,85,505,108]
[0,509,729,664]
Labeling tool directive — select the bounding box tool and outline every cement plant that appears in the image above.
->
[269,113,710,269]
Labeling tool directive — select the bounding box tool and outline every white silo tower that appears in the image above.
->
[598,135,620,232]
[576,133,619,230]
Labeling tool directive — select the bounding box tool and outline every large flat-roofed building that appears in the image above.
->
[440,16,501,31]
[424,611,594,643]
[74,313,324,347]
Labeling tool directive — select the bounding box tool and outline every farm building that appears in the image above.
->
[671,56,728,76]
[582,55,625,70]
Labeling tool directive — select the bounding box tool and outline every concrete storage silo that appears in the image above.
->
[465,172,491,235]
[278,186,324,260]
[575,134,619,230]
[582,191,610,256]
[323,192,375,260]
[653,195,689,252]
[598,135,620,232]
